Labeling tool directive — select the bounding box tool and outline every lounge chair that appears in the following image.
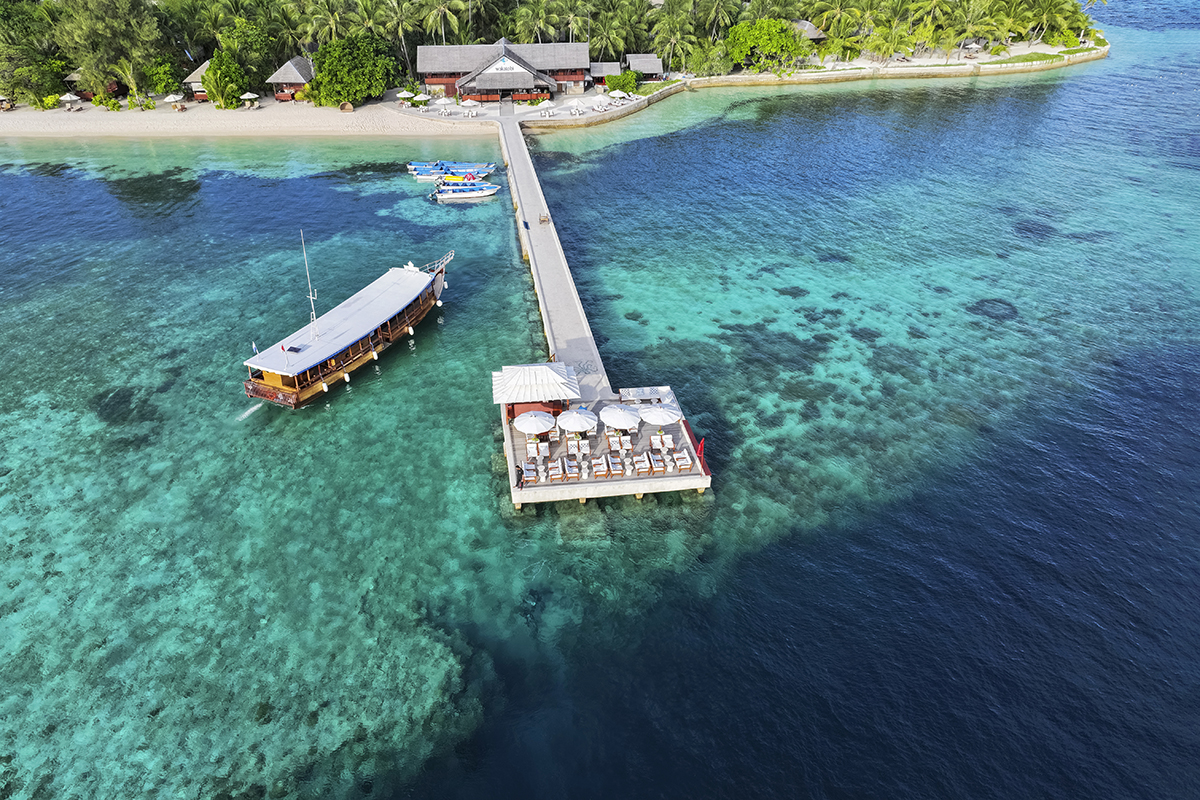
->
[538,441,550,459]
[607,433,621,452]
[620,435,633,453]
[547,458,565,482]
[606,454,623,476]
[673,450,693,472]
[567,439,579,456]
[564,457,581,481]
[591,455,609,478]
[649,452,667,475]
[548,427,560,443]
[662,434,675,450]
[526,442,539,460]
[521,461,538,485]
[650,434,663,450]
[579,439,591,457]
[633,453,651,476]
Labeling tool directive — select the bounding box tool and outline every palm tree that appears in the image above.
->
[652,3,695,73]
[697,0,740,41]
[421,0,466,45]
[953,0,998,54]
[380,0,422,75]
[991,0,1032,46]
[556,0,593,43]
[349,0,389,35]
[512,0,559,43]
[809,0,859,38]
[308,0,350,43]
[589,11,626,60]
[1027,0,1072,44]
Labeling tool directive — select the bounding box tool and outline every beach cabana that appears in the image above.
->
[590,62,621,86]
[492,363,582,422]
[184,60,210,101]
[626,54,664,81]
[266,56,314,102]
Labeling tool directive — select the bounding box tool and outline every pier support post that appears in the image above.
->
[635,493,643,500]
[579,498,586,504]
[514,503,522,510]
[697,488,705,495]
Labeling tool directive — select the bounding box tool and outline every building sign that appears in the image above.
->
[483,57,529,75]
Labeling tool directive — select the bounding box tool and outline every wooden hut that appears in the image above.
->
[590,62,621,86]
[266,56,314,102]
[626,54,664,81]
[183,60,210,101]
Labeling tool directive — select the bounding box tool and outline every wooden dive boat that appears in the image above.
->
[243,250,453,408]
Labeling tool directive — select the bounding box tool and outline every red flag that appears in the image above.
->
[280,344,285,352]
[697,437,705,460]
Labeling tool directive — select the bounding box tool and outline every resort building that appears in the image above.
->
[590,62,621,86]
[266,56,314,102]
[416,39,590,99]
[625,54,664,81]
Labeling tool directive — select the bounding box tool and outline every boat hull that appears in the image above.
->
[432,185,500,202]
[244,260,448,409]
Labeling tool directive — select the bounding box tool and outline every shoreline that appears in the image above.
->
[0,43,1108,140]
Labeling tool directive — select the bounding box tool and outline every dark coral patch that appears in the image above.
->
[966,298,1019,321]
[1013,219,1058,241]
[849,327,883,344]
[818,251,853,263]
[774,286,810,298]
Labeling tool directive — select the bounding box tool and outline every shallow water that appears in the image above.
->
[1,10,1199,800]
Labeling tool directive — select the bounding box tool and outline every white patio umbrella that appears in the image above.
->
[461,98,480,106]
[412,93,431,101]
[60,92,80,103]
[599,404,641,431]
[565,98,586,108]
[434,96,454,105]
[965,42,982,50]
[609,89,628,99]
[397,90,415,98]
[557,408,598,433]
[640,403,683,426]
[513,410,557,434]
[537,99,556,108]
[240,92,259,99]
[163,93,184,102]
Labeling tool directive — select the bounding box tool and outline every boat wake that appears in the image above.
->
[237,403,263,421]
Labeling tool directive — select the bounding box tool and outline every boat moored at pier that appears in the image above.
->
[430,183,500,202]
[243,250,453,408]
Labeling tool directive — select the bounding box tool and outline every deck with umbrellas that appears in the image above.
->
[494,366,711,507]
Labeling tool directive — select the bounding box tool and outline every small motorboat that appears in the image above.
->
[430,183,501,202]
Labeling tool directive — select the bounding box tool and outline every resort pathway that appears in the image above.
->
[497,117,615,403]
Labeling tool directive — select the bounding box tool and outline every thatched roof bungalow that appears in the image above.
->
[417,39,590,99]
[183,60,210,101]
[590,62,621,85]
[626,54,664,81]
[266,56,314,101]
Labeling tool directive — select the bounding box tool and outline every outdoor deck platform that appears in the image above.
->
[494,118,712,507]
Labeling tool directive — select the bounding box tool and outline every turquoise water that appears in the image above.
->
[2,18,1199,800]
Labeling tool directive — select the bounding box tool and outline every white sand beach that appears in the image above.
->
[0,94,496,138]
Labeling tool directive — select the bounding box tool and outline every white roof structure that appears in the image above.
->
[245,267,432,376]
[266,56,314,85]
[492,363,582,405]
[183,60,210,85]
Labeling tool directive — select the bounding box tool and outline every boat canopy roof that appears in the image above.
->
[492,363,581,404]
[245,267,432,377]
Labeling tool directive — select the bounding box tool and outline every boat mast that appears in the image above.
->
[301,229,319,341]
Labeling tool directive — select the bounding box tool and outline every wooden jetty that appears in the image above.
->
[493,119,712,507]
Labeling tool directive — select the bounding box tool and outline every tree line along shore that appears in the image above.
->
[0,0,1107,110]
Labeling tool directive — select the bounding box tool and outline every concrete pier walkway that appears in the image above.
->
[496,117,614,403]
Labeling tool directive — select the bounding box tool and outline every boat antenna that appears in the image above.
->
[301,229,319,341]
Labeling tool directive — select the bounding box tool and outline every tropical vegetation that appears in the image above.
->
[0,0,1106,107]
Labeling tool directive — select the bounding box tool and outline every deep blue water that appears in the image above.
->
[402,8,1200,800]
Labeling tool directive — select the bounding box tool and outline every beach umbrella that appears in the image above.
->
[434,97,454,105]
[413,93,431,101]
[537,99,556,108]
[397,90,415,98]
[599,404,641,431]
[513,411,556,434]
[557,408,598,433]
[965,42,982,50]
[240,92,259,100]
[163,93,183,102]
[640,403,683,426]
[565,98,586,108]
[461,98,480,107]
[609,90,628,99]
[59,92,80,102]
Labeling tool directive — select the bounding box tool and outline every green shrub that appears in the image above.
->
[605,70,639,95]
[1094,38,1109,47]
[984,52,1065,65]
[41,94,60,110]
[293,86,309,102]
[990,44,1010,56]
[105,96,121,110]
[140,97,155,110]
